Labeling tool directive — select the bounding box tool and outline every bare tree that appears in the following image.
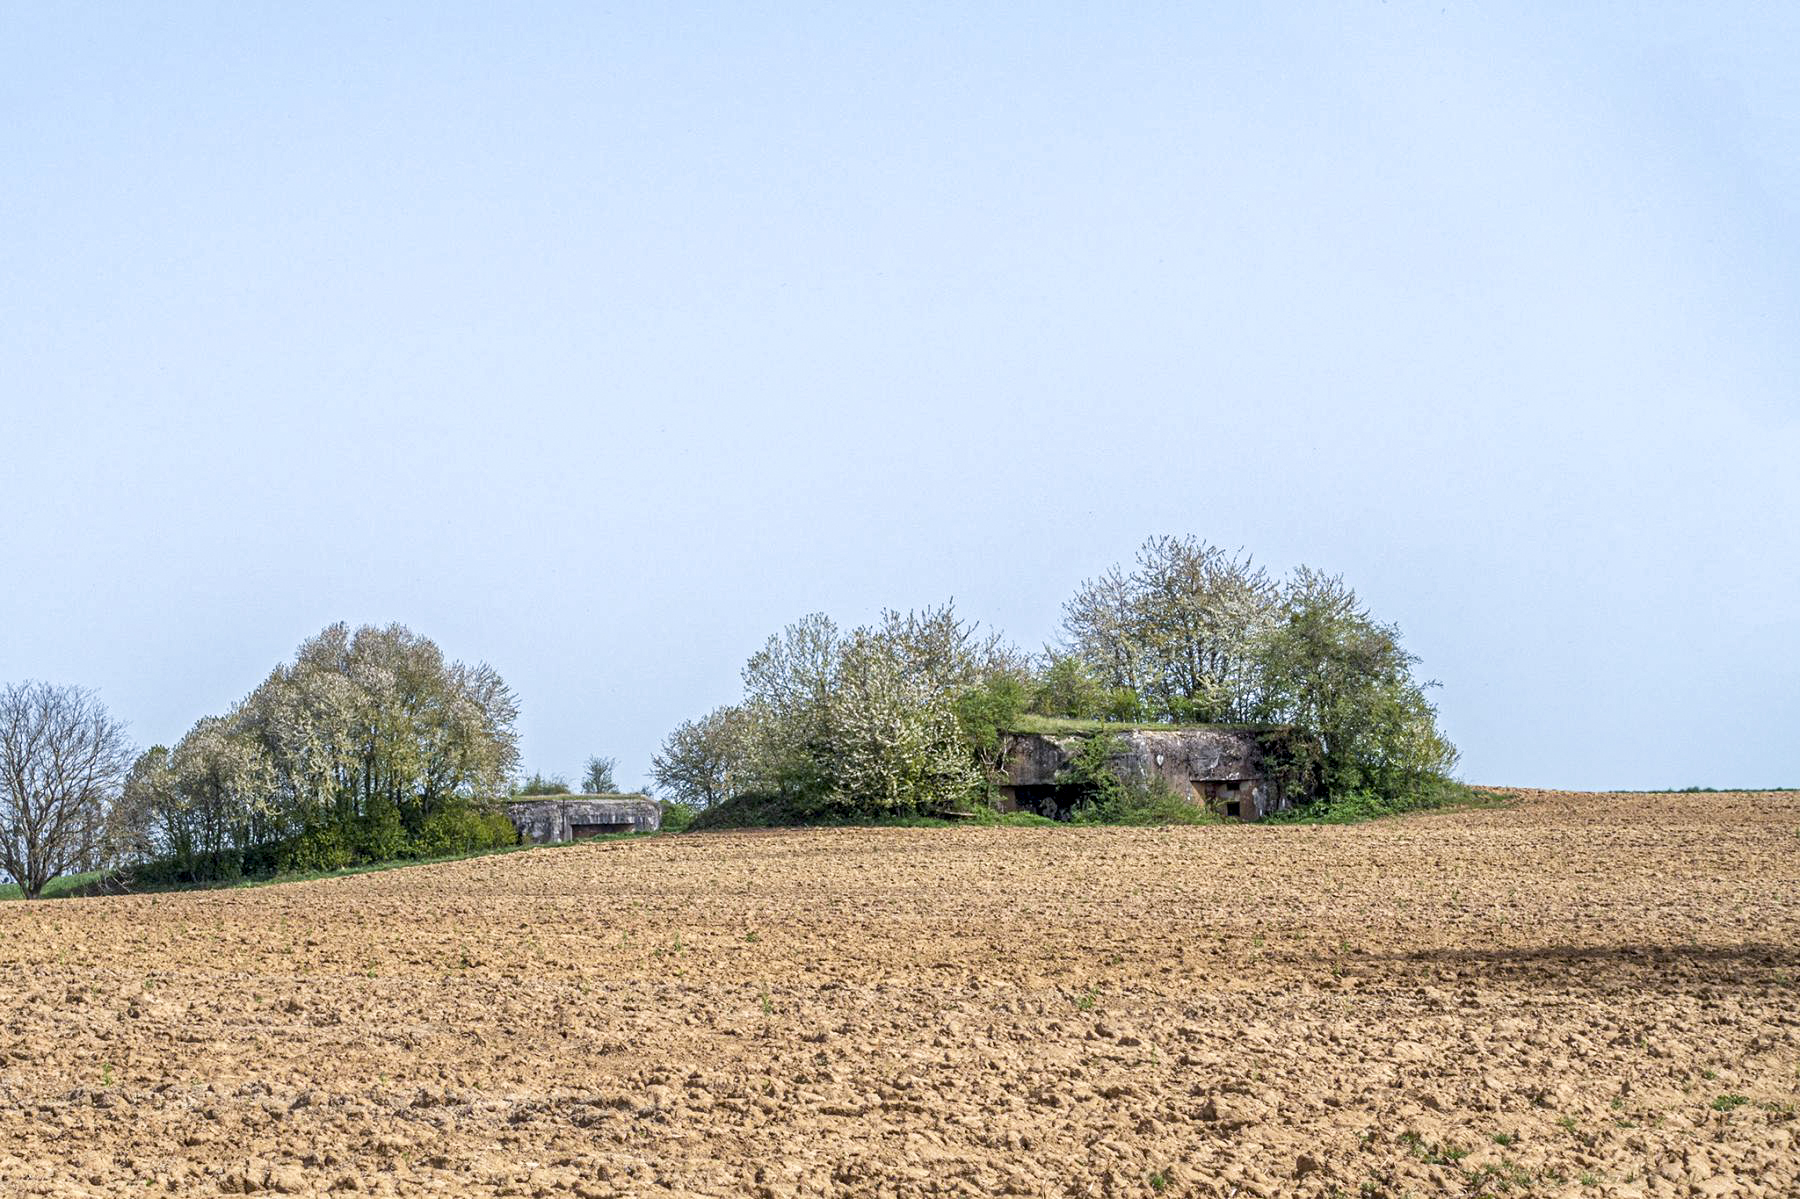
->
[0,682,133,899]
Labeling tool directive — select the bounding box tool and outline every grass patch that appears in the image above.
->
[1,832,658,901]
[1607,786,1798,794]
[1266,780,1514,826]
[688,792,1057,832]
[687,772,1504,833]
[0,869,109,901]
[1005,715,1280,736]
[1462,1159,1535,1192]
[1398,1132,1469,1165]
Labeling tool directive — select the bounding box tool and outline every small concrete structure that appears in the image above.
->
[506,794,661,843]
[996,727,1293,821]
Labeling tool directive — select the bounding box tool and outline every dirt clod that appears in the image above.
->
[2,788,1797,1196]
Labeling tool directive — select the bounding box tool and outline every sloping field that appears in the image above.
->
[2,790,1797,1197]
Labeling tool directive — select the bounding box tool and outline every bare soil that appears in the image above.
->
[2,789,1797,1197]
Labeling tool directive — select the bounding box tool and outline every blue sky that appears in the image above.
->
[4,3,1796,790]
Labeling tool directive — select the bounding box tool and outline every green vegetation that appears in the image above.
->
[1055,731,1219,826]
[1461,1160,1537,1192]
[0,869,107,901]
[6,535,1469,902]
[652,534,1461,828]
[107,623,523,888]
[581,755,619,794]
[1399,1131,1469,1165]
[658,605,1007,823]
[1266,781,1514,825]
[3,827,660,901]
[514,773,571,796]
[117,804,521,888]
[689,792,1053,831]
[1005,713,1276,735]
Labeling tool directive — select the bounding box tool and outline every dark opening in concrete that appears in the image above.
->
[1005,783,1093,820]
[571,822,633,839]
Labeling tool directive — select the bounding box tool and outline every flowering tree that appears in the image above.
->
[110,623,522,881]
[657,603,1003,818]
[820,627,978,815]
[652,706,749,809]
[1061,536,1280,723]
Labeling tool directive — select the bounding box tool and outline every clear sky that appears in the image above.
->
[4,3,1796,792]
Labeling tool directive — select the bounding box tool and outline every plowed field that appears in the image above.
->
[3,789,1798,1197]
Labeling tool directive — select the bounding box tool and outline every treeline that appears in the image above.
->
[111,623,521,884]
[3,533,1460,898]
[653,535,1458,820]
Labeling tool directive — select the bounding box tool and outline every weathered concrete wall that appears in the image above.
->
[998,728,1289,821]
[506,795,661,843]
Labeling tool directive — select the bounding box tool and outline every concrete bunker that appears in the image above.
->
[994,727,1293,822]
[506,795,661,844]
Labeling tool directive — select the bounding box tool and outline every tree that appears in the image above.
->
[238,623,521,835]
[819,627,979,815]
[1060,536,1279,722]
[169,714,275,878]
[1031,654,1104,719]
[0,682,133,899]
[652,706,750,809]
[1058,564,1143,698]
[1254,567,1457,802]
[1054,538,1459,809]
[109,745,174,869]
[661,602,1018,818]
[581,755,618,794]
[102,623,524,883]
[739,613,842,797]
[953,673,1027,777]
[871,602,1028,694]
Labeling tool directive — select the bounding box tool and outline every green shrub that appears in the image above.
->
[1044,732,1220,826]
[1100,688,1144,723]
[1264,779,1507,824]
[953,675,1027,766]
[690,790,827,830]
[1069,773,1218,826]
[413,805,518,857]
[127,851,243,887]
[659,800,696,832]
[1056,732,1129,810]
[355,800,408,862]
[278,824,351,873]
[1030,656,1103,719]
[965,807,1059,827]
[514,772,571,796]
